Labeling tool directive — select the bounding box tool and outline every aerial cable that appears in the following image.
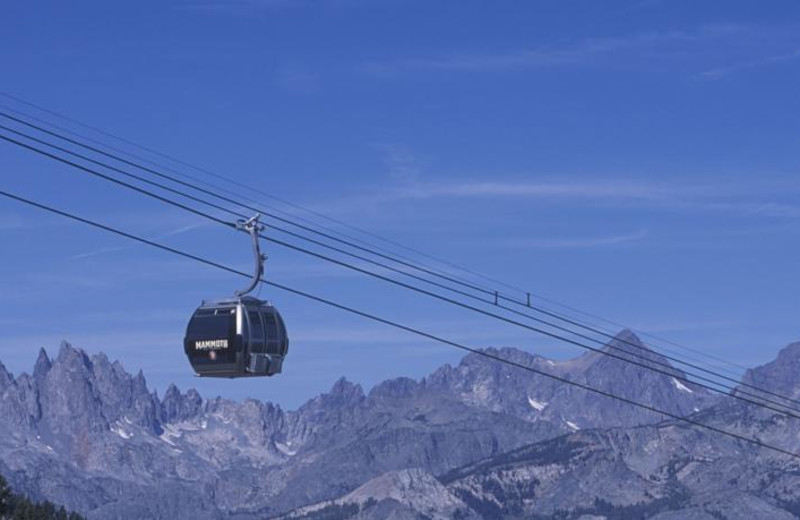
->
[0,132,238,230]
[0,186,797,461]
[0,96,755,381]
[0,119,780,404]
[0,127,515,307]
[0,105,754,382]
[0,92,517,297]
[1,128,799,415]
[0,107,756,382]
[0,110,490,299]
[2,130,800,418]
[499,290,754,378]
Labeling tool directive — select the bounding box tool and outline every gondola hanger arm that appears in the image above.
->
[235,214,267,297]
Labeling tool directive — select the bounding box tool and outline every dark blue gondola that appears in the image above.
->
[183,215,289,378]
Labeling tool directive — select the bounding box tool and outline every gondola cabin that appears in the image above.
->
[184,296,289,378]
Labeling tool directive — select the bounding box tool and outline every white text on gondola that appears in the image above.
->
[195,339,228,350]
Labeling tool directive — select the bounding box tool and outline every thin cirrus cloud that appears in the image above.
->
[180,0,372,13]
[0,212,67,231]
[361,24,800,79]
[361,26,743,75]
[0,214,28,231]
[392,180,673,201]
[498,229,648,250]
[699,47,800,79]
[387,180,800,220]
[68,222,209,261]
[179,0,296,11]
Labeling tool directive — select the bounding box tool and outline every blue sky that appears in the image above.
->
[1,0,799,408]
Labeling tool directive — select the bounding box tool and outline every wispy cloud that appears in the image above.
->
[302,176,800,233]
[0,212,67,231]
[362,26,743,75]
[499,229,648,250]
[0,213,30,231]
[700,47,800,79]
[69,222,208,261]
[699,201,800,219]
[394,180,669,201]
[179,0,299,12]
[274,65,322,93]
[180,0,375,14]
[372,142,422,182]
[617,0,664,15]
[382,178,800,220]
[362,23,800,81]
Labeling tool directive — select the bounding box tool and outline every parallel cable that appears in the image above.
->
[0,100,758,389]
[3,144,800,428]
[0,92,517,297]
[0,118,774,390]
[0,186,797,461]
[0,95,754,381]
[0,130,788,413]
[0,101,753,380]
[0,108,757,381]
[1,124,798,414]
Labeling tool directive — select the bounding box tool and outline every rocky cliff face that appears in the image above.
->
[740,341,800,400]
[0,332,797,519]
[425,330,716,430]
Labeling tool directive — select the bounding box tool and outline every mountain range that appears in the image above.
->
[1,331,799,519]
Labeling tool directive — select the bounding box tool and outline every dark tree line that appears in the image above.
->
[0,475,84,520]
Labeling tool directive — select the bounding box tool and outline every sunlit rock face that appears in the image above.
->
[1,335,798,519]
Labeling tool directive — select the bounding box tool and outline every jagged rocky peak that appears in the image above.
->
[55,340,93,370]
[424,346,547,388]
[740,340,800,399]
[404,328,714,430]
[577,328,682,376]
[133,369,148,393]
[584,330,678,382]
[26,340,164,436]
[319,376,365,406]
[290,377,365,431]
[162,384,204,423]
[33,348,52,379]
[600,329,657,360]
[614,328,643,344]
[34,342,110,436]
[369,376,420,400]
[540,329,717,429]
[4,335,799,520]
[0,360,12,389]
[422,346,567,421]
[462,346,542,367]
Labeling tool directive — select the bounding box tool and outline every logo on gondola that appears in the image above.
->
[195,339,228,350]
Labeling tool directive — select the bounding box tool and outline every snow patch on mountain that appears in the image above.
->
[110,422,133,440]
[528,397,547,411]
[672,377,694,393]
[276,441,297,456]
